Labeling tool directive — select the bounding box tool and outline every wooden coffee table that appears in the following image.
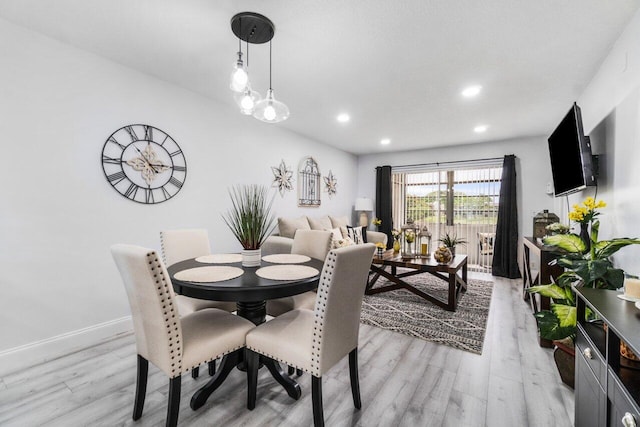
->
[367,250,468,311]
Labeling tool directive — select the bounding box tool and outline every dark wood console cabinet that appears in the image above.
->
[575,287,640,427]
[522,236,564,347]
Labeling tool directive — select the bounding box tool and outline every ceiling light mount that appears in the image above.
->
[231,12,275,44]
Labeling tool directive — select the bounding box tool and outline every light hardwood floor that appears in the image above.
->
[0,275,574,426]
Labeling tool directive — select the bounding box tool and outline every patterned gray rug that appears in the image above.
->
[360,273,494,354]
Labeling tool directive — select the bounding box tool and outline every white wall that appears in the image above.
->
[565,8,640,273]
[0,18,357,355]
[356,136,555,244]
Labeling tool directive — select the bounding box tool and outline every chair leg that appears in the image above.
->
[312,376,324,427]
[166,376,181,427]
[191,365,200,379]
[348,348,362,409]
[209,360,216,376]
[246,349,259,410]
[133,355,148,420]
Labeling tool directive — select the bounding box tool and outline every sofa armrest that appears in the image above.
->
[366,231,388,246]
[262,235,293,256]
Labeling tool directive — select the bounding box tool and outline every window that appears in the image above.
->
[392,160,502,271]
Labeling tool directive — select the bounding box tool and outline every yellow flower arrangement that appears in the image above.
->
[372,217,382,227]
[374,242,386,249]
[568,197,606,224]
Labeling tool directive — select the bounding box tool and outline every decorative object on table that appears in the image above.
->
[101,124,186,204]
[418,226,432,258]
[391,229,401,253]
[375,242,386,257]
[323,170,338,198]
[528,197,640,384]
[222,184,276,267]
[400,220,419,259]
[433,245,453,264]
[355,197,373,227]
[438,231,467,257]
[361,274,493,354]
[545,222,569,235]
[271,159,293,197]
[533,209,560,239]
[372,217,382,230]
[229,12,289,123]
[298,156,321,207]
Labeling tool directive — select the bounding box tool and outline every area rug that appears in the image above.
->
[360,273,493,354]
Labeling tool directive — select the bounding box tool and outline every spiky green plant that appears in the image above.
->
[438,232,467,248]
[222,185,276,250]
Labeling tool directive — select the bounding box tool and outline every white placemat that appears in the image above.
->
[174,266,244,283]
[255,265,319,281]
[617,294,640,302]
[195,254,243,264]
[262,254,311,264]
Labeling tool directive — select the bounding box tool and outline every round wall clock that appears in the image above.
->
[101,124,187,204]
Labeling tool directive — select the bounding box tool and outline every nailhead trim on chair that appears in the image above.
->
[147,251,183,378]
[310,249,337,377]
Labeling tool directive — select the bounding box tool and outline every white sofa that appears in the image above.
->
[262,215,388,256]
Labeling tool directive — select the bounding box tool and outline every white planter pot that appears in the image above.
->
[242,248,261,267]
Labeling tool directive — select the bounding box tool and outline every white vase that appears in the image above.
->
[242,248,261,267]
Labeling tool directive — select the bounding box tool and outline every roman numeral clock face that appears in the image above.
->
[101,125,187,204]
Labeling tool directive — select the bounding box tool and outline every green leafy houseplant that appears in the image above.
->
[222,184,276,250]
[438,232,467,249]
[529,197,640,341]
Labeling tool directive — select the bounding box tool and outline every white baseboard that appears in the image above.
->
[0,316,133,377]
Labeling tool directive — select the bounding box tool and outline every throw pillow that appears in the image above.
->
[308,216,333,230]
[324,227,344,248]
[329,215,350,229]
[278,216,311,239]
[346,225,368,244]
[335,236,355,248]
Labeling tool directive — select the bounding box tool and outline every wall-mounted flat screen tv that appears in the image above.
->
[548,103,596,197]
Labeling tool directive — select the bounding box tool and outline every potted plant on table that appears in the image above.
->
[438,232,467,257]
[222,184,276,267]
[529,197,640,387]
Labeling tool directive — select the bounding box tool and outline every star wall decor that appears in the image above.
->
[324,170,338,198]
[271,159,294,197]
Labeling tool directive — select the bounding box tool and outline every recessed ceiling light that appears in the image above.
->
[380,138,391,145]
[462,85,482,98]
[337,113,350,123]
[474,125,488,133]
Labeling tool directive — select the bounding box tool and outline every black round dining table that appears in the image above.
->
[168,255,323,324]
[167,254,324,410]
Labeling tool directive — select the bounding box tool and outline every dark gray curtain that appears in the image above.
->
[492,155,521,278]
[375,166,393,248]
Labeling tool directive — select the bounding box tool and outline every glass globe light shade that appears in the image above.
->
[229,53,248,93]
[234,84,262,115]
[253,89,289,123]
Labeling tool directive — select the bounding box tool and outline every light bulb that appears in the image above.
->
[264,105,276,121]
[229,52,248,92]
[241,95,255,110]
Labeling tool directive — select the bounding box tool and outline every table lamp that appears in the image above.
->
[355,197,373,228]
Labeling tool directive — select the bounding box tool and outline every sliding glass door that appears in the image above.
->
[392,161,502,271]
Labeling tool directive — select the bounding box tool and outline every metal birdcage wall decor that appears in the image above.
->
[298,156,321,207]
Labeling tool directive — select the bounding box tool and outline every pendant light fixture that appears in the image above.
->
[230,12,289,123]
[229,36,248,93]
[233,40,261,114]
[252,39,289,123]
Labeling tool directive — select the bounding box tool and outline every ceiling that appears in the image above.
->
[1,0,638,155]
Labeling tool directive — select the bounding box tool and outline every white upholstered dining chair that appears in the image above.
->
[245,243,376,427]
[111,244,254,427]
[161,229,237,378]
[265,229,332,317]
